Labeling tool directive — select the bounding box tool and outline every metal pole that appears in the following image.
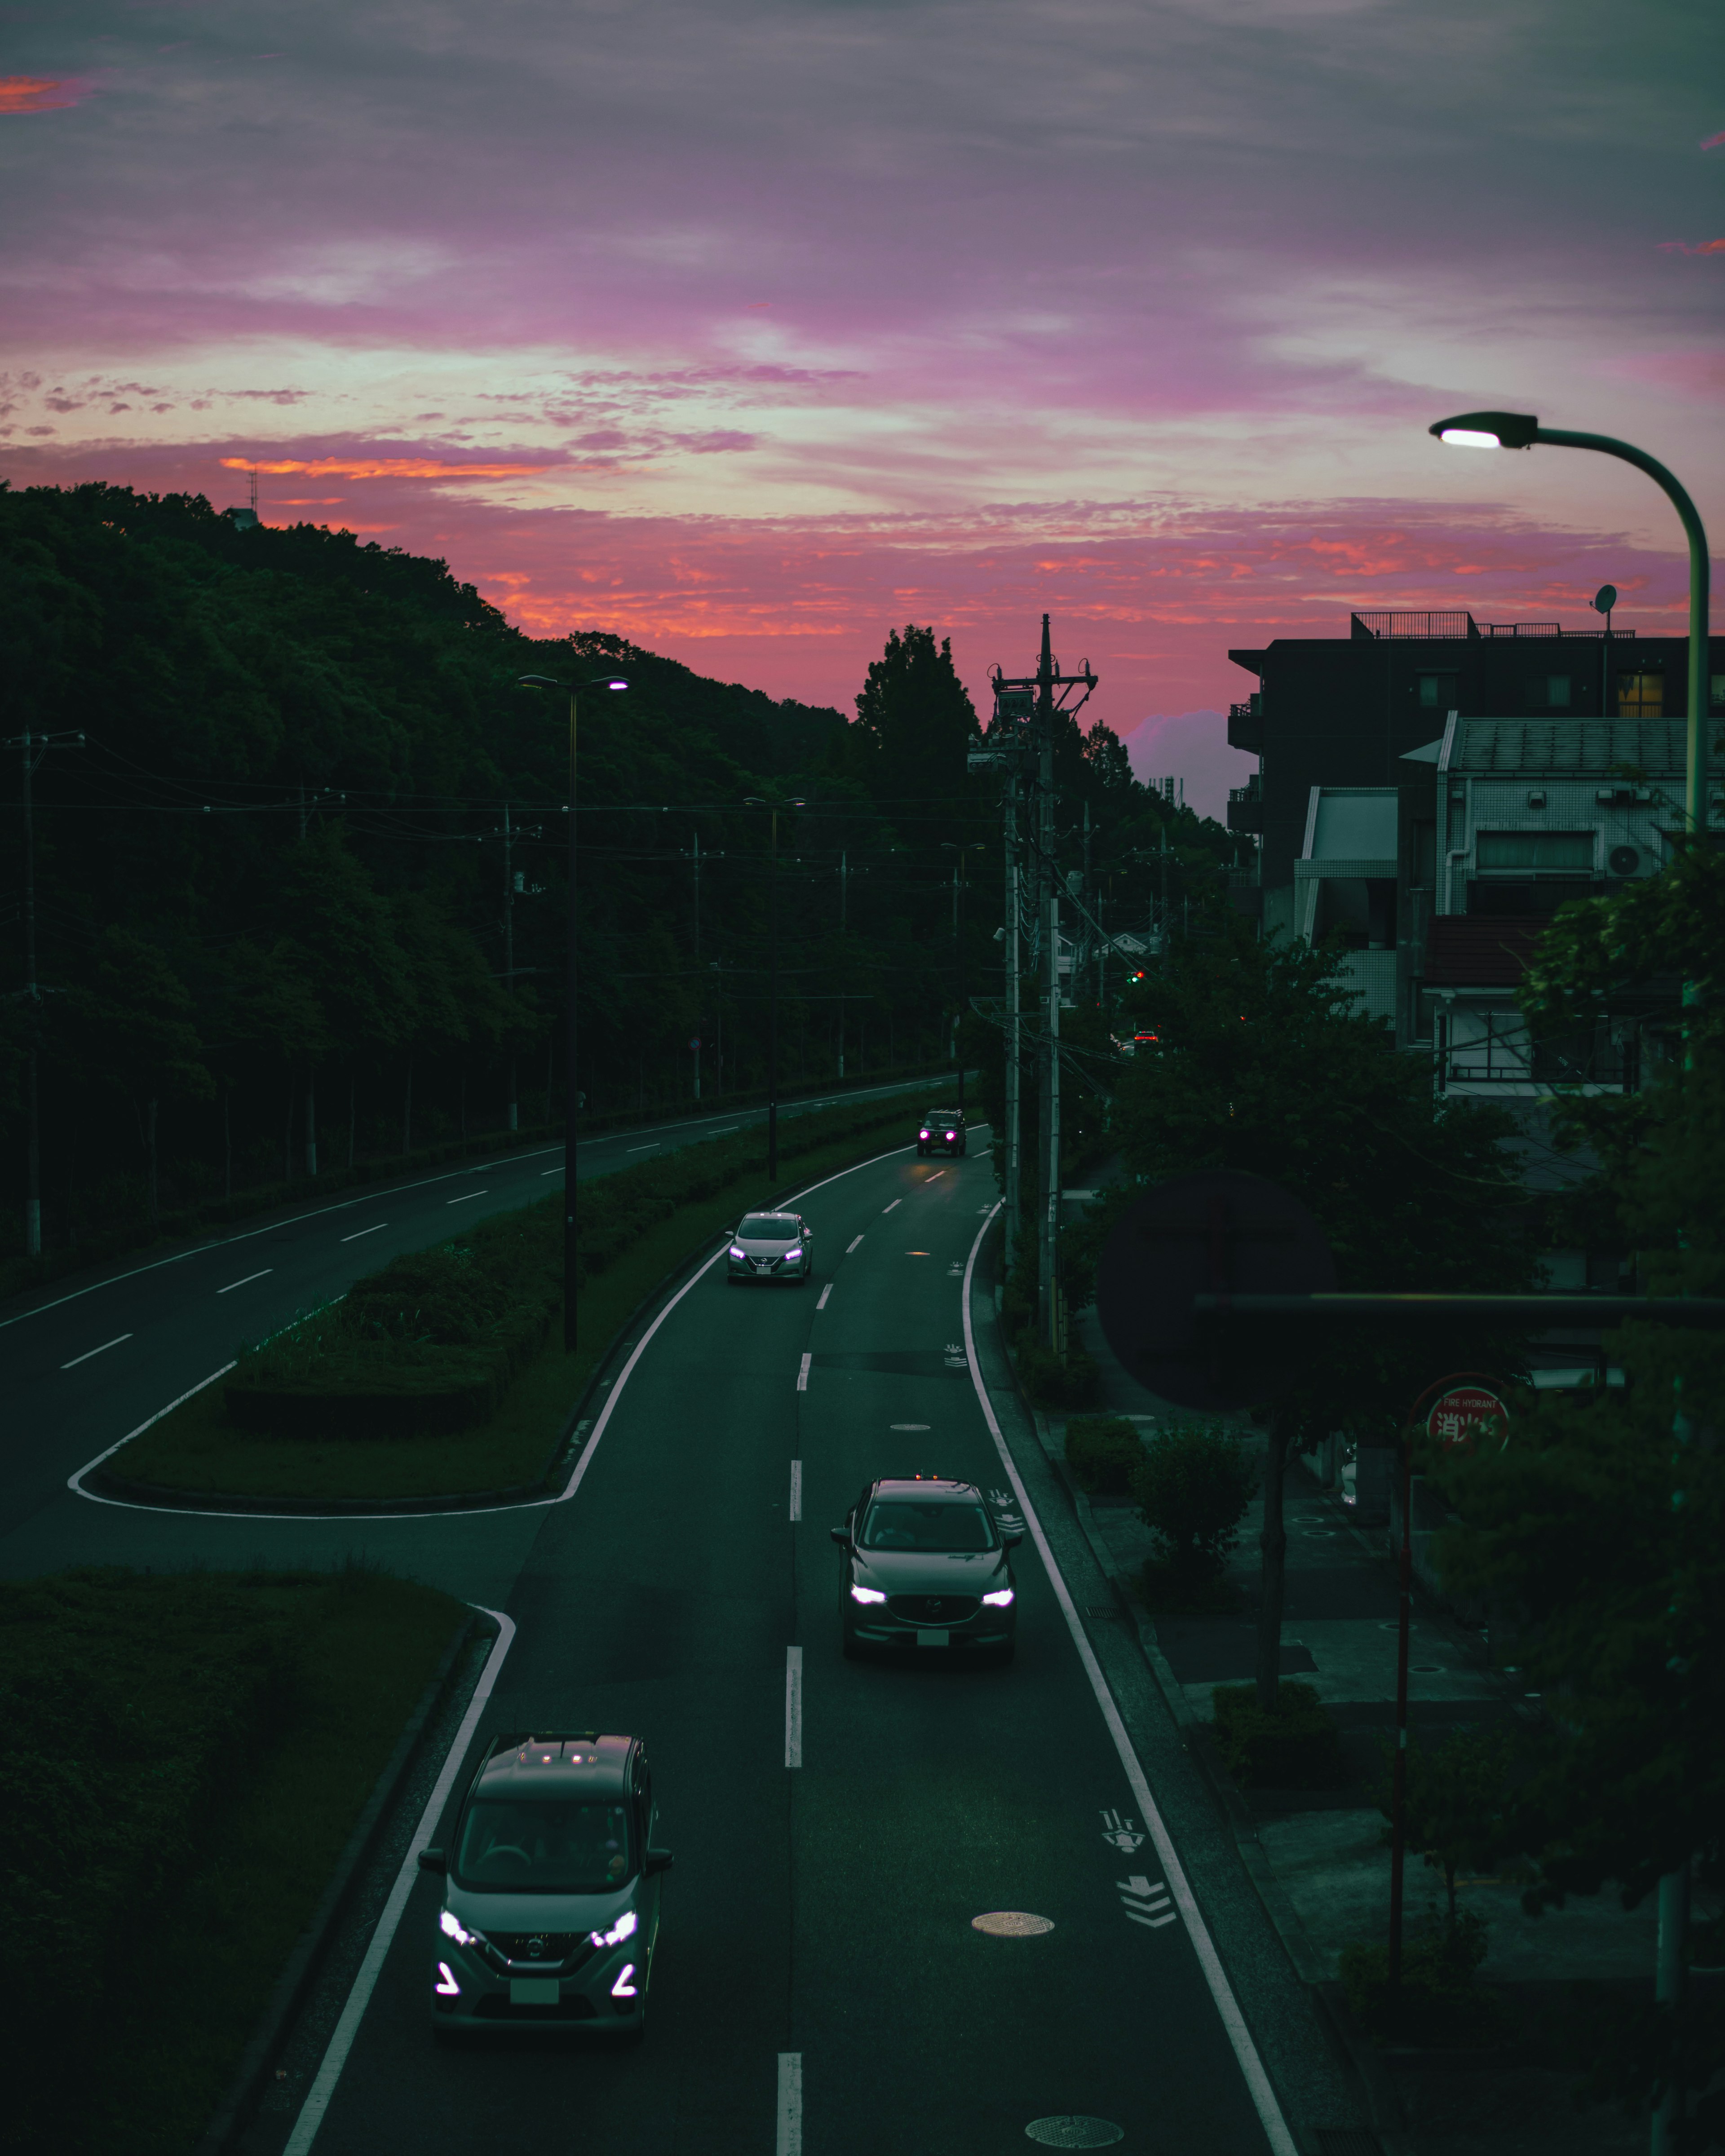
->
[566,690,578,1351]
[1005,829,1021,1271]
[22,732,40,1259]
[504,802,518,1132]
[1388,1427,1414,1992]
[1036,614,1056,1343]
[1047,889,1062,1352]
[768,808,779,1181]
[1654,1864,1691,2155]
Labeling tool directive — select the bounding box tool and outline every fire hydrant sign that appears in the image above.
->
[1425,1383,1509,1453]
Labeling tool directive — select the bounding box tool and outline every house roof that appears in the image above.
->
[1423,917,1548,986]
[1451,719,1686,775]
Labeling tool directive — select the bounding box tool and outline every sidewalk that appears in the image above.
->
[1024,1283,1716,2152]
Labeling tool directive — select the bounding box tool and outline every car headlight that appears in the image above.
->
[590,1907,638,1950]
[982,1587,1015,1607]
[919,1129,930,1139]
[850,1584,887,1604]
[783,1248,803,1263]
[440,1907,479,1947]
[729,1245,746,1259]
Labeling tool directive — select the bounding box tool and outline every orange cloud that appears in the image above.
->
[0,75,92,114]
[220,455,554,480]
[1656,238,1725,255]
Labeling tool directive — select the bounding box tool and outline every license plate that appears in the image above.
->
[916,1628,950,1647]
[509,1978,559,2006]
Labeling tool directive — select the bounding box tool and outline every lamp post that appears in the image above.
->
[941,842,985,1113]
[518,670,628,1351]
[1433,412,1712,2156]
[743,795,805,1181]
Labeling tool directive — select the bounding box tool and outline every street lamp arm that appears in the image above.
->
[1531,428,1710,571]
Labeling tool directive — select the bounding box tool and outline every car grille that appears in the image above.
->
[488,1932,590,1972]
[474,1993,597,2020]
[887,1594,980,1622]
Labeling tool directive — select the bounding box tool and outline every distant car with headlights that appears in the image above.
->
[916,1108,967,1156]
[419,1730,672,2043]
[726,1210,813,1285]
[832,1476,1020,1663]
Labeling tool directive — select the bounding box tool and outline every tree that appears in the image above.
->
[847,625,978,835]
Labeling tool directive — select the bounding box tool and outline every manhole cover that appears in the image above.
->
[1025,2121,1123,2149]
[972,1911,1055,1937]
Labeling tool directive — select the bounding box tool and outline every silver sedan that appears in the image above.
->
[725,1210,814,1286]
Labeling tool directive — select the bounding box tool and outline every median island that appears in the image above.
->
[95,1094,922,1507]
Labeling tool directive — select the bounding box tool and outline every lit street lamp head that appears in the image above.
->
[516,673,629,692]
[1429,410,1539,450]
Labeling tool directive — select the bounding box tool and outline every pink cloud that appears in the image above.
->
[0,75,97,114]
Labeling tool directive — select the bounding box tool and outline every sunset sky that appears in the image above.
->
[2,0,1719,811]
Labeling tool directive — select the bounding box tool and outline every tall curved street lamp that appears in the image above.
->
[518,670,628,1349]
[941,841,986,1113]
[1431,412,1713,2156]
[1429,412,1711,838]
[743,794,805,1180]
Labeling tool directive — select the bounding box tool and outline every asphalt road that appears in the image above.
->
[3,1123,1366,2155]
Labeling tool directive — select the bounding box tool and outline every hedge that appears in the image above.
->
[1064,1414,1146,1493]
[1211,1680,1345,1788]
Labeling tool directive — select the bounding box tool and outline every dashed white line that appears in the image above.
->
[446,1190,486,1204]
[216,1269,272,1294]
[797,1352,811,1392]
[340,1222,388,1242]
[626,1142,659,1153]
[789,1460,802,1521]
[816,1283,832,1309]
[846,1234,863,1253]
[776,2052,803,2156]
[540,1165,564,1175]
[714,1126,739,1134]
[61,1333,133,1370]
[784,1646,803,1769]
[883,1198,901,1213]
[925,1170,944,1180]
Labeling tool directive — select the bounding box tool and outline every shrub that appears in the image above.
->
[1130,1421,1259,1588]
[1339,1911,1506,2046]
[1212,1680,1345,1788]
[1366,1724,1522,1940]
[1065,1415,1145,1494]
[1017,1343,1100,1408]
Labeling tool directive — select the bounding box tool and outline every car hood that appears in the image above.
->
[853,1548,1010,1592]
[447,1880,636,1934]
[736,1237,799,1254]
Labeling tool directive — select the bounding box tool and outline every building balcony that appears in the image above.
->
[1226,697,1262,753]
[1226,782,1262,833]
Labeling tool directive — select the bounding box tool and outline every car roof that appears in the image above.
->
[922,1107,962,1118]
[867,1476,983,1504]
[471,1731,637,1802]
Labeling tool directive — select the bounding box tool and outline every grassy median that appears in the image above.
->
[99,1100,916,1504]
[4,1565,467,2156]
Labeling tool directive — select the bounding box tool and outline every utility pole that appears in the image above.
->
[691,828,701,959]
[1004,791,1021,1268]
[9,728,84,1259]
[837,849,846,1080]
[502,802,518,1131]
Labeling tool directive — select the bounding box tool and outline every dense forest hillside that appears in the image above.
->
[0,481,1237,1268]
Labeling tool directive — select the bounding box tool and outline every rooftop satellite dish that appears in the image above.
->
[1592,584,1618,615]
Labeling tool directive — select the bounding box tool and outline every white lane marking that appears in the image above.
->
[784,1646,803,1769]
[1,1147,561,1334]
[797,1352,811,1392]
[883,1198,901,1213]
[340,1222,388,1241]
[959,1205,1299,2156]
[283,1609,517,2155]
[540,1165,564,1175]
[925,1171,944,1181]
[626,1142,659,1153]
[61,1332,133,1370]
[216,1269,273,1294]
[776,2052,803,2156]
[890,1422,929,1431]
[69,1142,920,1521]
[446,1190,486,1204]
[714,1125,739,1134]
[846,1234,863,1253]
[789,1459,802,1521]
[816,1283,832,1309]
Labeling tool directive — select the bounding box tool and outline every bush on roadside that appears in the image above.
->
[1339,1910,1506,2047]
[1212,1679,1346,1788]
[1065,1414,1145,1493]
[1017,1343,1100,1408]
[1130,1421,1259,1590]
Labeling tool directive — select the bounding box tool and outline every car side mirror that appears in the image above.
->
[418,1847,448,1874]
[645,1848,674,1876]
[1003,1532,1024,1549]
[830,1527,850,1547]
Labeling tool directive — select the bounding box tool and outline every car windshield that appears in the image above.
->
[922,1113,957,1126]
[739,1215,795,1239]
[454,1799,633,1893]
[862,1500,995,1551]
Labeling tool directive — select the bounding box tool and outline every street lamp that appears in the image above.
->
[1429,412,1711,837]
[518,670,628,1351]
[743,794,805,1180]
[941,842,985,1113]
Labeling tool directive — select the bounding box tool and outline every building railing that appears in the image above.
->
[1351,610,1637,642]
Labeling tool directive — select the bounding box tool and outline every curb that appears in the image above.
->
[192,1608,492,2156]
[978,1302,1414,2152]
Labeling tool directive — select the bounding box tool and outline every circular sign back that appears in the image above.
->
[1094,1169,1336,1411]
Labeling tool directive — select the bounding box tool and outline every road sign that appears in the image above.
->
[1420,1378,1510,1453]
[1094,1169,1336,1410]
[689,1037,701,1050]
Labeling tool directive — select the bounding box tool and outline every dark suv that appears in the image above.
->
[916,1108,967,1157]
[420,1731,672,2042]
[833,1476,1020,1662]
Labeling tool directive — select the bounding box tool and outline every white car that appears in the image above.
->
[726,1210,813,1285]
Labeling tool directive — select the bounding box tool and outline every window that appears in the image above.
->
[1416,672,1459,709]
[1616,671,1664,716]
[1524,675,1572,709]
[1477,831,1595,871]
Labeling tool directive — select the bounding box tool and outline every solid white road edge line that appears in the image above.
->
[789,1460,802,1521]
[60,1333,133,1370]
[959,1202,1299,2156]
[797,1352,811,1392]
[1,1147,560,1334]
[67,1143,919,1522]
[816,1283,832,1309]
[282,1608,518,2156]
[784,1645,804,1769]
[776,2051,804,2156]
